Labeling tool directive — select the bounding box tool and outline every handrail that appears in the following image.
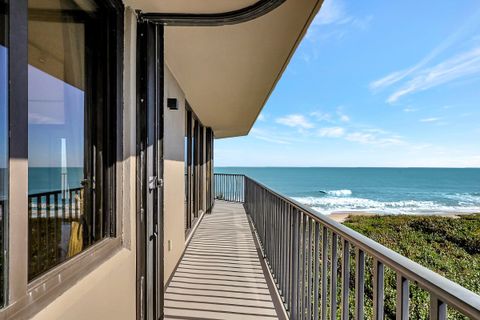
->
[28,186,83,198]
[214,173,480,320]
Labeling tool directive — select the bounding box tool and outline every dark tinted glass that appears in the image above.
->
[0,0,8,307]
[28,0,114,279]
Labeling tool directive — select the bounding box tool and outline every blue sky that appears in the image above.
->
[215,0,480,167]
[28,66,84,168]
[0,46,84,169]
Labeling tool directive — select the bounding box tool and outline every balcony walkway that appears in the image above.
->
[164,201,284,320]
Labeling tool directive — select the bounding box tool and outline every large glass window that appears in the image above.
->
[185,108,212,234]
[0,0,8,307]
[27,0,115,280]
[185,109,192,232]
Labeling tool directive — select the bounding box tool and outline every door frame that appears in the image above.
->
[136,20,165,320]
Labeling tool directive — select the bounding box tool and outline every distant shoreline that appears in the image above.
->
[215,166,480,169]
[330,211,480,223]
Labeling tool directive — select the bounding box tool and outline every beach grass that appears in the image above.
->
[343,213,480,319]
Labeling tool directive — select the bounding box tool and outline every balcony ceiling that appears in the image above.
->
[158,0,323,138]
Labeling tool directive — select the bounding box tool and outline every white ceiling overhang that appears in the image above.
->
[128,0,323,138]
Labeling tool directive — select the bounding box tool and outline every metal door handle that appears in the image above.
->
[148,176,163,191]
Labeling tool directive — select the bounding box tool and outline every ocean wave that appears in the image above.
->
[322,189,352,196]
[292,196,480,215]
[444,193,480,205]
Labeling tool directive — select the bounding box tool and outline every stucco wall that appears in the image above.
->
[163,65,187,281]
[30,8,139,320]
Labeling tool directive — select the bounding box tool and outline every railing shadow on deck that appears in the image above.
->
[214,173,480,320]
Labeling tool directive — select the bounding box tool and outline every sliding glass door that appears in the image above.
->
[184,107,214,234]
[136,20,164,320]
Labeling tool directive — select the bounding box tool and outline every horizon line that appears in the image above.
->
[214,166,480,169]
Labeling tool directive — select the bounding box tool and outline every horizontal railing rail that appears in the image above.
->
[214,173,244,202]
[215,173,480,320]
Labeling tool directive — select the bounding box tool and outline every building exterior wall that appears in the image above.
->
[163,65,187,281]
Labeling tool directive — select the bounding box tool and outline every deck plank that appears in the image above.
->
[165,201,281,320]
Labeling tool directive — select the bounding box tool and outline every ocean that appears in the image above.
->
[215,167,480,215]
[28,167,83,195]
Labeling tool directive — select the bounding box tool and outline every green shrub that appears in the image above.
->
[343,214,480,319]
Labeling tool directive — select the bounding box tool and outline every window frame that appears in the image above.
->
[0,0,124,318]
[184,104,212,237]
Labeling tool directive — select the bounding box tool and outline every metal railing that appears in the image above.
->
[214,173,480,320]
[28,187,83,279]
[214,173,244,202]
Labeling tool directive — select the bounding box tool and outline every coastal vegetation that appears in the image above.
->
[344,213,480,319]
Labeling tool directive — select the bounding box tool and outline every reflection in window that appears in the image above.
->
[28,0,115,280]
[0,0,8,307]
[184,110,190,232]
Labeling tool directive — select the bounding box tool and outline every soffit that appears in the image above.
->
[165,0,322,138]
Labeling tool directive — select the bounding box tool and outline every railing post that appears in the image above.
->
[396,275,409,320]
[430,295,447,320]
[321,226,328,320]
[355,248,365,320]
[300,213,307,319]
[307,217,313,320]
[373,259,385,320]
[342,239,350,320]
[331,232,338,320]
[291,208,298,319]
[313,221,320,320]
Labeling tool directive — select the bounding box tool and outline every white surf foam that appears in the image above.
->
[292,196,480,215]
[324,189,352,196]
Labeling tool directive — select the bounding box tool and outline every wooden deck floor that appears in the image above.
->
[165,201,283,320]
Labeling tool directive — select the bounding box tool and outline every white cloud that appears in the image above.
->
[310,108,350,123]
[336,106,350,122]
[257,113,266,121]
[310,111,332,122]
[28,111,64,125]
[345,132,375,144]
[370,9,480,92]
[313,0,372,28]
[386,47,480,103]
[403,107,417,113]
[314,123,406,147]
[306,0,372,45]
[420,117,441,123]
[313,0,349,26]
[345,131,405,146]
[317,127,345,138]
[250,128,291,145]
[275,114,314,129]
